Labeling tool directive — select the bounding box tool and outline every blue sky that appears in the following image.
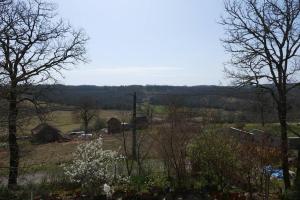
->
[53,0,227,86]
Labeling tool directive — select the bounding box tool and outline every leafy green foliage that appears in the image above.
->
[188,129,238,191]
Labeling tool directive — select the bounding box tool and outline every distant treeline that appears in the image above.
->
[35,84,300,122]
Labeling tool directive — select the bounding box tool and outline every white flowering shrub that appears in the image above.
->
[64,137,127,191]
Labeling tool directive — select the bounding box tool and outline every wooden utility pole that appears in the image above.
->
[132,92,137,160]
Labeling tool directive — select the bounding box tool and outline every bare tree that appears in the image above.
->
[154,97,199,188]
[0,0,87,188]
[221,0,300,188]
[73,97,98,134]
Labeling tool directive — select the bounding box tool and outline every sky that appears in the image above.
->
[52,0,228,86]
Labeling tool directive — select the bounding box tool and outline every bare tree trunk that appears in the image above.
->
[260,106,265,127]
[295,151,300,190]
[132,92,137,160]
[278,96,291,189]
[84,119,88,134]
[266,175,270,200]
[8,87,19,189]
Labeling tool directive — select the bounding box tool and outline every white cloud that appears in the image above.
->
[58,64,223,86]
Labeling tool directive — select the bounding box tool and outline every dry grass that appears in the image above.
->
[0,134,125,176]
[0,108,131,176]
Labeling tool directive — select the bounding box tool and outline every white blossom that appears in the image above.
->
[64,137,127,189]
[103,183,113,198]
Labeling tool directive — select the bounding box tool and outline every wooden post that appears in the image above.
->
[132,92,137,160]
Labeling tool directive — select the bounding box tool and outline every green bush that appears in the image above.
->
[282,189,300,200]
[144,174,170,190]
[129,175,149,191]
[188,129,239,192]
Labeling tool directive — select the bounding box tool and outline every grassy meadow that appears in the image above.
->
[1,107,299,175]
[0,109,132,178]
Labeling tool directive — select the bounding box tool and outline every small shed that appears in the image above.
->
[107,118,121,134]
[31,123,67,144]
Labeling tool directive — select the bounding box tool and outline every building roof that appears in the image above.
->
[31,123,66,144]
[107,117,121,123]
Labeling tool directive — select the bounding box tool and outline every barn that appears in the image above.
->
[107,118,121,134]
[31,123,67,144]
